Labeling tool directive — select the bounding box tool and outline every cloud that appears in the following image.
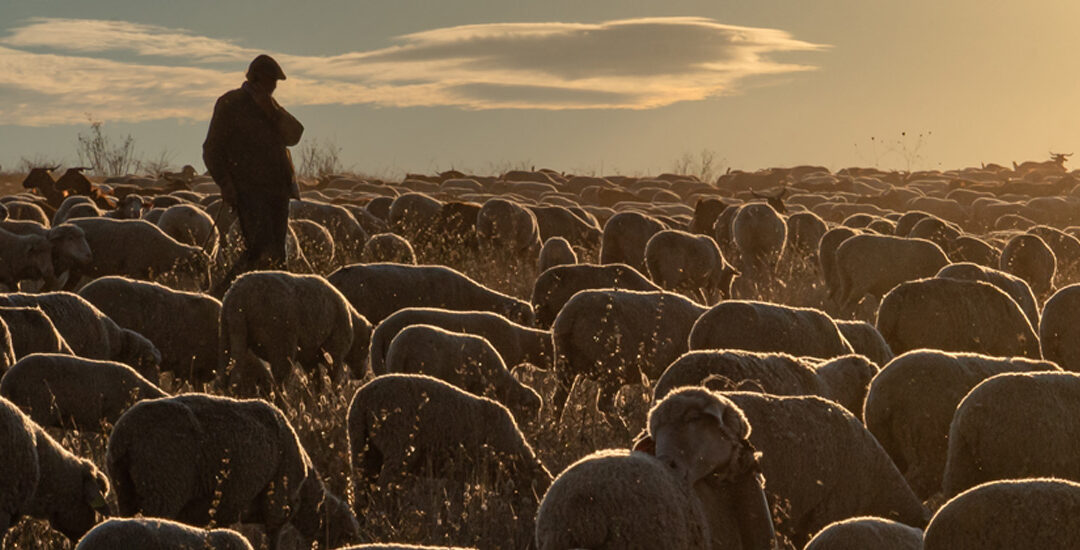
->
[0,16,827,126]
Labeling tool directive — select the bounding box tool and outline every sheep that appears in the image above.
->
[0,353,167,432]
[4,200,51,226]
[384,324,542,424]
[0,306,71,359]
[1039,284,1080,371]
[643,387,786,549]
[0,227,53,289]
[369,307,552,375]
[689,197,729,235]
[66,217,211,291]
[689,300,854,360]
[53,196,99,225]
[387,192,443,245]
[74,517,254,550]
[535,450,712,550]
[935,261,1040,330]
[946,234,999,267]
[863,350,1059,500]
[731,202,787,278]
[876,277,1041,358]
[906,216,960,251]
[348,374,550,549]
[328,263,534,326]
[834,319,894,366]
[220,271,371,397]
[803,517,923,550]
[830,235,949,314]
[552,289,706,422]
[0,319,13,375]
[537,236,577,273]
[817,226,858,296]
[155,203,217,249]
[1028,224,1080,286]
[599,211,667,272]
[786,209,825,261]
[720,392,929,546]
[0,292,161,380]
[530,263,660,329]
[0,220,93,289]
[654,350,878,420]
[923,478,1080,549]
[107,393,358,549]
[942,371,1080,498]
[0,396,110,542]
[289,199,369,265]
[999,233,1057,297]
[644,229,738,305]
[289,218,336,273]
[529,204,602,251]
[476,197,542,258]
[78,276,221,386]
[362,233,416,264]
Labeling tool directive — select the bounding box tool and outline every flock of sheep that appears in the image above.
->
[0,155,1079,549]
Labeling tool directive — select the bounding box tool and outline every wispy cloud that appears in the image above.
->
[0,16,827,126]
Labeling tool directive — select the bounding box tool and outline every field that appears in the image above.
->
[1,159,1077,549]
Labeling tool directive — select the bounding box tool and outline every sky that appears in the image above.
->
[2,0,1079,178]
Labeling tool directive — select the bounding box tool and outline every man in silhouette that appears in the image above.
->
[204,54,303,294]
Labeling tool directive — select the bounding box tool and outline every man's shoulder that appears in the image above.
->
[215,87,251,107]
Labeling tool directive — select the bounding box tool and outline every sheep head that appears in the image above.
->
[19,233,55,283]
[647,387,752,486]
[52,464,111,541]
[48,224,92,267]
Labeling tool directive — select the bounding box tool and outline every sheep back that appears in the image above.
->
[876,277,1040,358]
[689,300,854,359]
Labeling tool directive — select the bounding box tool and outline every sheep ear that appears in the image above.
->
[701,400,726,424]
[721,406,746,440]
[631,432,655,455]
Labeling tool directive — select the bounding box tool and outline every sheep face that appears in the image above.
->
[21,234,55,282]
[116,329,162,381]
[649,388,750,486]
[53,468,110,541]
[49,225,92,266]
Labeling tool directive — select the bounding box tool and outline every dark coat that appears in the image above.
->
[203,86,303,197]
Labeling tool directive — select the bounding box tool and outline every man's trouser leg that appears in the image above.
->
[215,192,290,294]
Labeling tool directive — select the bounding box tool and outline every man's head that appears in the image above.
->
[246,54,286,93]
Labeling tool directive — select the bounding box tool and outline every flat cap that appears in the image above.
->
[247,54,286,81]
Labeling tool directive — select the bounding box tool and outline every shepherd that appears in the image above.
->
[203,54,304,296]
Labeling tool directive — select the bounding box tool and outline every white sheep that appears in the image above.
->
[75,517,254,550]
[384,324,541,424]
[328,263,534,326]
[107,393,358,549]
[804,517,923,550]
[863,349,1058,500]
[78,276,221,387]
[876,277,1041,359]
[0,353,168,432]
[644,229,737,305]
[220,271,370,397]
[0,396,110,542]
[535,450,712,549]
[348,374,550,549]
[830,235,949,314]
[689,300,854,360]
[537,236,577,273]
